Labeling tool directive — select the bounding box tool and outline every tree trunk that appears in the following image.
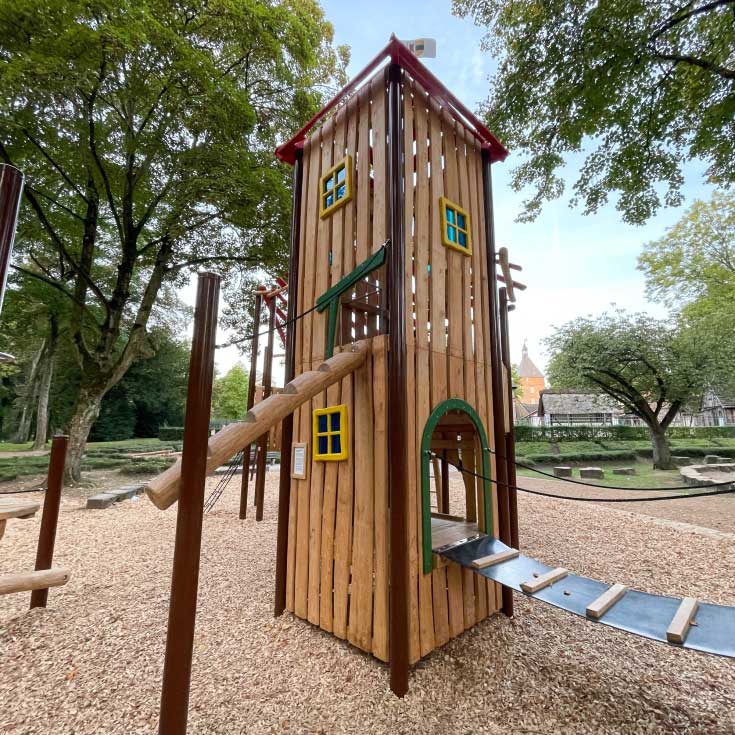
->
[13,341,45,443]
[650,428,674,470]
[31,318,59,451]
[64,385,105,484]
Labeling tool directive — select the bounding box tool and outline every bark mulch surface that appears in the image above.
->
[1,473,734,734]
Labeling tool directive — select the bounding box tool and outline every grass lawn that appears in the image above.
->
[516,460,686,490]
[0,438,179,483]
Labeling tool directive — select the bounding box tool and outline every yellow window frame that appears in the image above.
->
[439,196,472,255]
[319,155,353,219]
[312,404,348,461]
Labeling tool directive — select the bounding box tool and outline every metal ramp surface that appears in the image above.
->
[436,535,735,658]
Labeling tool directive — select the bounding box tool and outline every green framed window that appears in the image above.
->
[439,196,471,255]
[320,155,353,218]
[312,404,348,461]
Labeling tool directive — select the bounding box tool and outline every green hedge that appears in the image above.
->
[524,449,637,464]
[158,426,184,441]
[514,425,735,442]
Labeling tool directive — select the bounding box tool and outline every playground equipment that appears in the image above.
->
[146,37,735,732]
[0,435,70,604]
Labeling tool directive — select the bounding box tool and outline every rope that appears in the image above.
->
[204,450,243,513]
[483,447,735,491]
[429,452,735,503]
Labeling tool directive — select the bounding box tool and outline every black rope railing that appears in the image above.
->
[483,446,735,491]
[429,452,735,503]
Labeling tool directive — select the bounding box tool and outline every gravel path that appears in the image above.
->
[1,473,734,734]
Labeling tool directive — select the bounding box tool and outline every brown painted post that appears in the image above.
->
[499,288,519,549]
[158,272,219,735]
[387,62,410,698]
[274,148,303,617]
[0,164,24,316]
[481,150,513,617]
[254,295,276,521]
[239,291,263,519]
[29,434,67,609]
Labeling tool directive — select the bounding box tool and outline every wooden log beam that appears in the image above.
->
[0,568,69,595]
[146,343,369,510]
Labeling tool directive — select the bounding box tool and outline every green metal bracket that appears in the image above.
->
[316,243,387,359]
[420,398,493,575]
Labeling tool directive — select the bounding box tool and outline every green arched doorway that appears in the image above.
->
[420,398,493,574]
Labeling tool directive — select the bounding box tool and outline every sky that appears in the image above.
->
[205,0,715,382]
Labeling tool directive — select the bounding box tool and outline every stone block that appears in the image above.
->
[672,456,692,466]
[86,493,117,509]
[705,455,727,464]
[612,467,636,475]
[553,466,572,478]
[579,467,604,479]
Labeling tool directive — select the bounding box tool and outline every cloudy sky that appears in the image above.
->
[208,0,714,381]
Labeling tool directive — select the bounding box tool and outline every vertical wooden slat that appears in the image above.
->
[372,337,389,661]
[411,86,436,657]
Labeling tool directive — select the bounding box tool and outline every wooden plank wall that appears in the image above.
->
[402,74,501,661]
[286,70,391,662]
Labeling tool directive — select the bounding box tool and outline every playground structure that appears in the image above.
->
[143,36,735,732]
[0,436,70,604]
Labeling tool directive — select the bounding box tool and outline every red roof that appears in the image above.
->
[275,35,508,166]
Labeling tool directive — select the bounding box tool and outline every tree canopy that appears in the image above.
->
[639,189,735,394]
[453,0,735,224]
[0,0,347,479]
[211,364,249,421]
[545,310,716,467]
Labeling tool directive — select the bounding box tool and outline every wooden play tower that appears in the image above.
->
[272,36,515,694]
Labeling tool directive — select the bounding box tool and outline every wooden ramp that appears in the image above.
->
[145,343,369,510]
[436,535,735,658]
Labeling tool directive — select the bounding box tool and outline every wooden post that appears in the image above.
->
[499,287,519,549]
[254,294,276,522]
[0,164,24,316]
[239,291,263,520]
[29,434,67,609]
[481,150,513,618]
[275,148,303,617]
[440,450,450,515]
[158,272,219,735]
[387,62,410,698]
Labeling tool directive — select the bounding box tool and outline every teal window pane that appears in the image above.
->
[336,183,346,200]
[325,193,334,208]
[324,177,334,192]
[318,435,328,455]
[447,225,456,242]
[318,415,328,433]
[330,412,341,431]
[331,435,341,454]
[457,213,466,229]
[337,167,346,183]
[458,231,467,247]
[446,207,455,224]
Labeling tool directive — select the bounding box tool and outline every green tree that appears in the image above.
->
[545,311,714,468]
[211,364,249,421]
[639,190,735,393]
[454,0,735,224]
[0,0,348,481]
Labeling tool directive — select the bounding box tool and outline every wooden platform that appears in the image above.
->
[431,515,480,551]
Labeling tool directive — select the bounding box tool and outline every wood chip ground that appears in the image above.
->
[1,471,734,734]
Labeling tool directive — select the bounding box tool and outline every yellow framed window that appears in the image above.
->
[440,197,471,255]
[312,404,348,461]
[320,155,353,218]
